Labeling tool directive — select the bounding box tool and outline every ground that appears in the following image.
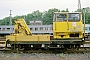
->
[0,52,90,60]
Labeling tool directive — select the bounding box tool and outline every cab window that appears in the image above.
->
[56,14,67,21]
[68,13,80,21]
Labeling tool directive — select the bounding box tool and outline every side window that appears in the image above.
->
[30,28,33,30]
[89,27,90,30]
[7,28,10,31]
[2,28,5,31]
[40,27,43,30]
[35,28,38,31]
[0,28,1,31]
[85,27,87,30]
[45,27,48,30]
[68,13,80,20]
[57,14,67,21]
[12,28,14,31]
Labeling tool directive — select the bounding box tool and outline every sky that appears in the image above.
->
[0,0,90,19]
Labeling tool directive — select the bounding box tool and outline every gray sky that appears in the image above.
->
[0,0,90,19]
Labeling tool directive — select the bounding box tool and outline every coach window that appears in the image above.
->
[7,28,10,31]
[35,28,38,31]
[89,27,90,30]
[85,27,87,30]
[11,28,14,30]
[2,28,5,31]
[30,28,33,30]
[50,27,53,30]
[0,28,1,31]
[40,27,43,30]
[45,27,48,30]
[10,28,14,32]
[47,27,48,30]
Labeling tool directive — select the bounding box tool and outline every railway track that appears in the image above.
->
[0,47,90,53]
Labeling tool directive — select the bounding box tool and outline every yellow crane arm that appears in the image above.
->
[14,19,32,35]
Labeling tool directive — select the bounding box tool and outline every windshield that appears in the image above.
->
[56,14,67,21]
[53,13,81,22]
[68,13,80,20]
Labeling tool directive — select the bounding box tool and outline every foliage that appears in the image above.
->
[0,7,90,25]
[25,10,43,25]
[75,7,90,24]
[42,8,60,25]
[0,17,10,25]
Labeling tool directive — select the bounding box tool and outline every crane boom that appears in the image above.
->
[14,19,32,35]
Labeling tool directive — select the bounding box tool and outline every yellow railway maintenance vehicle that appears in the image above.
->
[6,12,85,50]
[52,12,84,49]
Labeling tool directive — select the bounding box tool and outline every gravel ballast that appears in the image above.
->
[0,51,90,60]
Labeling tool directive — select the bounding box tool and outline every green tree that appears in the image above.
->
[81,7,90,24]
[25,10,43,25]
[42,8,60,25]
[32,10,42,20]
[61,8,69,12]
[0,17,10,25]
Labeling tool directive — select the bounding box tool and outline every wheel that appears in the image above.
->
[11,44,17,50]
[44,44,49,49]
[75,44,80,50]
[11,44,14,50]
[33,44,42,50]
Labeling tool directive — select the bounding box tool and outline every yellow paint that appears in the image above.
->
[6,35,50,42]
[6,19,50,43]
[53,12,83,39]
[14,19,32,35]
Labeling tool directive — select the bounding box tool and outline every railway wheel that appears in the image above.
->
[11,44,14,50]
[11,44,17,50]
[33,44,42,50]
[50,44,57,48]
[44,44,49,49]
[75,44,80,50]
[24,44,31,50]
[17,44,24,50]
[18,44,31,50]
[70,44,74,49]
[63,44,74,51]
[63,44,69,49]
